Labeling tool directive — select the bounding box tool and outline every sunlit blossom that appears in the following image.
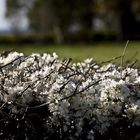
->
[0,51,139,139]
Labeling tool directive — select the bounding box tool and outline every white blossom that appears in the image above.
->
[0,51,139,139]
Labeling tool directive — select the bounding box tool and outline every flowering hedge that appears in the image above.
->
[0,52,140,140]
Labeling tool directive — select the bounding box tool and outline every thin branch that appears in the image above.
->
[61,61,83,75]
[21,107,28,120]
[0,56,24,69]
[19,80,101,110]
[59,79,101,101]
[121,40,129,68]
[0,102,7,110]
[100,55,122,65]
[121,40,129,78]
[127,59,139,68]
[58,79,71,93]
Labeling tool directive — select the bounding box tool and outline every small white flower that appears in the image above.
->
[84,58,93,64]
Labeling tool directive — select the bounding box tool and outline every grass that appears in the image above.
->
[0,41,140,64]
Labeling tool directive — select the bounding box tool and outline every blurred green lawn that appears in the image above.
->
[0,41,140,64]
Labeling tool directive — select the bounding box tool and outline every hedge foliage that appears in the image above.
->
[0,52,139,140]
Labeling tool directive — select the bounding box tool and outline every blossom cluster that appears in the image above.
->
[0,52,139,139]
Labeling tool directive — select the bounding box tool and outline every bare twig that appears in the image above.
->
[121,40,129,68]
[21,107,28,120]
[59,79,101,101]
[121,40,129,78]
[0,102,7,110]
[0,56,24,69]
[100,55,122,65]
[127,59,139,68]
[19,79,101,110]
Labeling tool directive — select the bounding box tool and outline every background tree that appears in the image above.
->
[29,0,94,43]
[6,0,30,33]
[28,0,63,43]
[6,0,140,42]
[96,0,140,40]
[7,0,94,43]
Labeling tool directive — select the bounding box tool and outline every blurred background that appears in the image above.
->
[0,0,140,63]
